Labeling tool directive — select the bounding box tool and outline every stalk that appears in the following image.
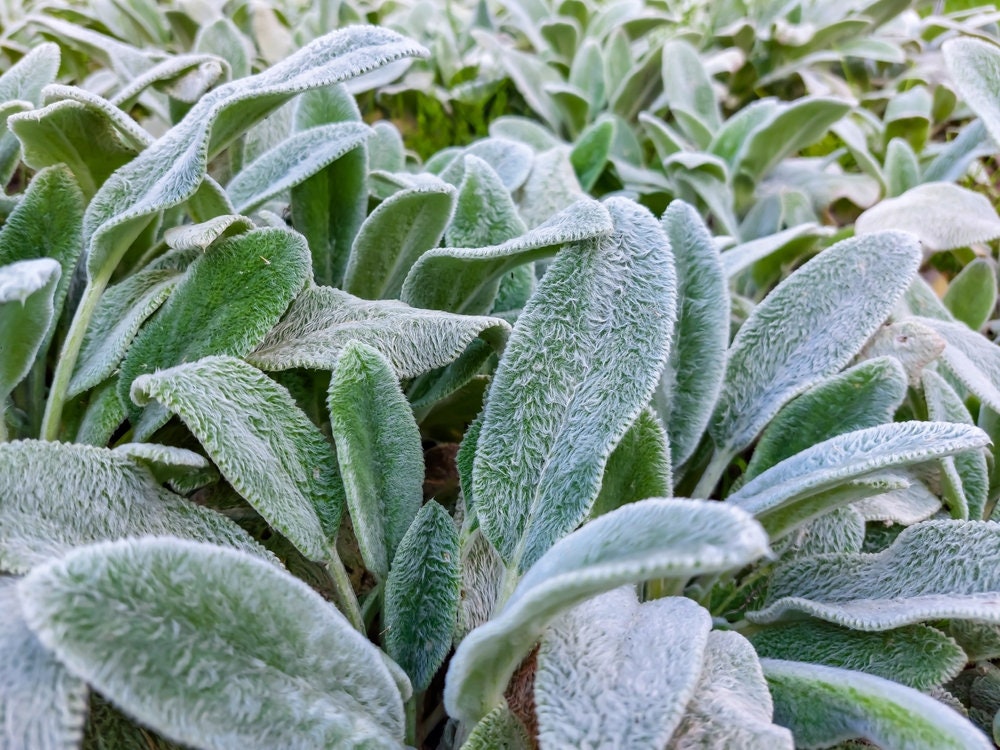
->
[325,546,365,634]
[691,447,732,499]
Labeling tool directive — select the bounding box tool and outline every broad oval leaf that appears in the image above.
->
[444,155,525,250]
[762,659,991,749]
[444,498,770,724]
[131,356,342,561]
[916,316,1000,413]
[0,42,61,183]
[472,197,676,572]
[943,37,1000,152]
[0,258,60,400]
[248,286,510,379]
[710,231,921,460]
[19,538,408,749]
[943,259,997,331]
[591,407,671,519]
[0,440,269,573]
[328,343,423,579]
[536,588,712,750]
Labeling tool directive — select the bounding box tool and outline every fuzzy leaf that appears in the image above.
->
[656,200,729,468]
[517,147,585,229]
[852,474,942,525]
[472,197,676,571]
[710,231,920,458]
[859,318,946,387]
[118,227,310,438]
[0,440,268,573]
[591,408,671,518]
[163,215,254,252]
[750,621,966,690]
[728,421,989,539]
[74,380,127,447]
[328,343,423,579]
[248,286,510,378]
[19,538,407,748]
[943,37,1000,152]
[402,198,612,315]
[536,588,711,750]
[720,223,831,278]
[661,40,722,136]
[751,520,1000,629]
[445,155,525,250]
[111,443,218,494]
[762,659,991,749]
[0,43,61,183]
[570,119,614,192]
[384,501,460,693]
[856,183,1000,252]
[131,356,342,561]
[917,316,1000,413]
[461,705,531,750]
[444,498,770,724]
[944,259,997,331]
[0,259,59,399]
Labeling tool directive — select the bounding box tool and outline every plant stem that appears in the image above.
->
[645,576,686,600]
[325,546,365,634]
[361,581,383,632]
[0,409,7,442]
[404,693,420,748]
[691,447,732,499]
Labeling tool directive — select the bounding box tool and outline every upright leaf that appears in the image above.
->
[943,37,1000,150]
[0,259,60,402]
[661,40,722,136]
[461,706,531,750]
[944,259,997,331]
[0,43,61,183]
[472,197,676,571]
[445,155,525,250]
[591,408,671,518]
[20,538,408,748]
[917,316,1000,413]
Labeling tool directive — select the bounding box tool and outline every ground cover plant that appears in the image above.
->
[5,0,1000,748]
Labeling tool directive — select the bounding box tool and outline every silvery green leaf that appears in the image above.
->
[343,180,455,300]
[570,118,614,192]
[368,121,404,173]
[445,155,526,250]
[461,705,531,750]
[328,343,423,580]
[728,421,989,539]
[944,259,997,331]
[852,474,941,525]
[668,630,793,749]
[195,17,252,79]
[751,520,1000,629]
[943,37,1000,151]
[591,408,671,519]
[710,231,920,460]
[901,276,953,320]
[856,183,1000,252]
[517,147,584,229]
[917,316,1000,413]
[944,620,1000,661]
[657,200,728,469]
[750,622,965,690]
[744,357,907,481]
[19,538,408,749]
[454,528,504,644]
[131,356,343,561]
[74,380,126,447]
[402,199,612,315]
[535,588,711,750]
[924,120,995,184]
[778,506,865,559]
[569,38,606,113]
[661,39,722,137]
[0,43,61,183]
[163,215,254,252]
[859,318,946,387]
[82,26,426,281]
[68,268,179,398]
[639,112,689,161]
[762,659,992,749]
[0,577,87,750]
[35,84,153,150]
[118,227,310,438]
[227,122,371,213]
[884,137,920,197]
[384,501,460,693]
[720,223,832,278]
[248,286,510,378]
[111,443,218,494]
[458,138,535,192]
[444,498,770,724]
[473,31,562,131]
[472,198,676,571]
[110,54,226,108]
[0,440,269,573]
[489,116,559,151]
[0,259,59,400]
[610,46,663,122]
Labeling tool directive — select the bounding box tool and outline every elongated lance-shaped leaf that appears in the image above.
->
[852,471,942,525]
[74,379,127,447]
[859,318,946,387]
[82,26,427,281]
[710,231,921,460]
[19,538,408,749]
[118,227,310,439]
[762,659,992,749]
[661,40,722,135]
[112,443,218,494]
[163,215,254,253]
[518,147,586,229]
[401,198,613,315]
[131,356,343,561]
[668,631,793,749]
[0,577,87,750]
[444,498,770,724]
[744,357,907,481]
[944,37,1000,152]
[0,440,270,573]
[916,316,1000,414]
[0,259,59,402]
[462,705,531,750]
[384,501,460,693]
[328,343,423,579]
[68,268,179,397]
[445,155,525,250]
[472,197,676,572]
[750,520,1000,629]
[227,121,371,213]
[536,588,712,750]
[750,621,966,691]
[0,43,60,183]
[343,179,455,300]
[728,421,989,539]
[719,223,831,279]
[570,118,614,192]
[248,285,510,379]
[441,138,535,193]
[656,200,728,469]
[591,408,671,519]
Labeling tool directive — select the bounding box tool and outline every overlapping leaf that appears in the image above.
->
[943,37,1000,150]
[0,259,60,402]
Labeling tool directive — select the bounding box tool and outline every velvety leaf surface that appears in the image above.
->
[444,498,770,724]
[19,538,408,749]
[943,37,1000,152]
[0,577,87,750]
[0,259,59,399]
[517,147,585,229]
[943,259,997,331]
[111,443,218,494]
[859,318,946,387]
[328,343,423,579]
[461,705,531,750]
[383,501,460,693]
[762,659,991,749]
[711,232,920,458]
[536,588,712,750]
[0,440,268,573]
[73,380,127,447]
[750,520,1000,629]
[248,286,509,378]
[917,316,1000,414]
[591,408,671,518]
[131,356,342,560]
[472,197,676,571]
[0,43,60,182]
[852,474,942,525]
[444,155,525,250]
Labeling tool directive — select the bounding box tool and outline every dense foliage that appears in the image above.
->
[4,0,1000,747]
